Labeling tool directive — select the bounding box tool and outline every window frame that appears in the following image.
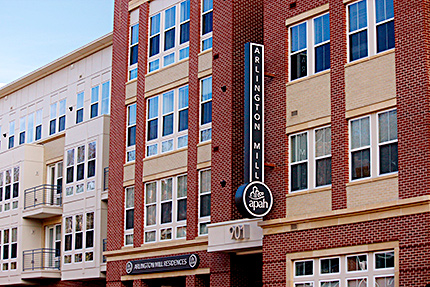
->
[124,186,135,246]
[76,92,84,124]
[90,85,99,119]
[347,0,395,63]
[144,174,187,243]
[289,12,331,82]
[376,108,398,176]
[8,121,15,149]
[198,169,211,236]
[349,115,372,182]
[200,76,212,142]
[126,103,137,162]
[201,0,213,51]
[146,85,189,157]
[148,0,191,73]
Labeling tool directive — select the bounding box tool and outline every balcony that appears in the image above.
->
[22,248,61,279]
[23,184,62,219]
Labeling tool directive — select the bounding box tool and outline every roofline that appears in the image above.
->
[0,32,113,99]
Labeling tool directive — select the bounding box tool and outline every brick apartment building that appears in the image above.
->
[105,0,429,286]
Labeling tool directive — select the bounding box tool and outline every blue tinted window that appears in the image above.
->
[148,97,159,119]
[349,0,367,32]
[375,0,394,23]
[131,24,139,45]
[180,0,190,22]
[165,7,176,29]
[150,14,160,36]
[201,77,212,101]
[291,22,307,52]
[179,86,189,109]
[314,14,330,45]
[203,0,212,12]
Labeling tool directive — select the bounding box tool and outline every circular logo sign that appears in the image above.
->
[189,254,198,268]
[126,261,133,274]
[235,181,273,218]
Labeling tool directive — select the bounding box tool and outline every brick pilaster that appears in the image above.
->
[108,0,129,252]
[329,0,348,210]
[134,2,149,248]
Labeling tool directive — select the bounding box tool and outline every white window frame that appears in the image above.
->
[124,186,134,246]
[198,169,211,236]
[200,76,212,142]
[58,99,66,132]
[146,85,189,157]
[27,113,34,143]
[84,212,95,262]
[144,174,187,243]
[289,12,330,82]
[35,109,42,141]
[148,0,190,72]
[345,253,368,274]
[294,259,315,278]
[49,102,57,135]
[76,92,84,124]
[349,115,372,182]
[90,85,99,119]
[201,0,213,51]
[126,103,137,162]
[8,120,15,149]
[320,256,341,276]
[376,109,397,176]
[101,81,110,115]
[290,131,309,192]
[347,0,394,62]
[19,116,25,145]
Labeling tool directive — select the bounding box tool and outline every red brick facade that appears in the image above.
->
[108,0,430,286]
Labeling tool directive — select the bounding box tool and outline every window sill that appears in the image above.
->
[126,78,138,85]
[198,48,212,57]
[197,140,212,148]
[287,185,331,198]
[124,161,135,168]
[145,57,190,78]
[143,146,188,162]
[287,69,330,87]
[347,173,398,187]
[345,49,395,69]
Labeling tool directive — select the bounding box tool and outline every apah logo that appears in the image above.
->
[235,181,273,218]
[247,186,269,211]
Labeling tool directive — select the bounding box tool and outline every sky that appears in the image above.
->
[0,0,114,88]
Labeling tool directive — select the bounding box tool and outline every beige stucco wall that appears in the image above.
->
[145,60,189,94]
[197,143,211,164]
[143,149,187,179]
[43,136,65,163]
[286,72,331,127]
[345,51,396,111]
[286,188,332,217]
[347,176,398,209]
[126,80,137,100]
[198,51,212,74]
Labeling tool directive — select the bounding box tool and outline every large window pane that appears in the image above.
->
[351,149,371,180]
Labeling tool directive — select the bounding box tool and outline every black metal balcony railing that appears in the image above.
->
[23,248,60,271]
[24,184,62,209]
[103,167,109,191]
[102,238,107,263]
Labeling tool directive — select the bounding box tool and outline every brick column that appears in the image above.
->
[134,2,149,248]
[395,0,430,199]
[108,0,129,252]
[329,0,348,210]
[186,275,209,287]
[210,252,231,287]
[186,0,201,240]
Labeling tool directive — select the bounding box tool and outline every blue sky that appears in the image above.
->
[0,0,114,87]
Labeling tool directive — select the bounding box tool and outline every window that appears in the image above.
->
[1,167,20,211]
[144,175,187,243]
[27,113,34,143]
[148,0,190,72]
[350,116,371,180]
[126,104,136,162]
[101,81,110,115]
[146,85,189,157]
[290,126,332,192]
[76,92,84,124]
[90,86,99,118]
[50,103,57,135]
[199,169,210,235]
[85,212,94,257]
[290,132,308,191]
[349,109,397,181]
[64,213,94,264]
[19,117,25,145]
[65,141,96,195]
[0,228,18,270]
[200,77,212,142]
[129,8,139,80]
[35,109,42,141]
[59,99,66,132]
[201,0,213,50]
[125,187,134,246]
[378,110,397,174]
[8,121,15,149]
[289,13,330,81]
[293,251,394,287]
[348,0,394,62]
